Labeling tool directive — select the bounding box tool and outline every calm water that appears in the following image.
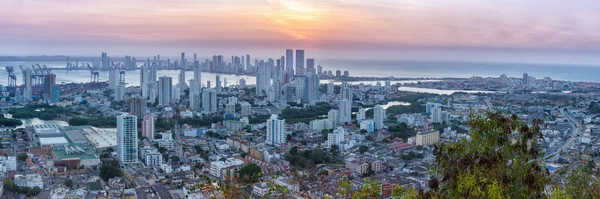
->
[397,87,498,95]
[0,61,254,87]
[1,59,599,87]
[319,59,600,82]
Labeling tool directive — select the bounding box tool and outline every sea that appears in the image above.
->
[0,59,598,87]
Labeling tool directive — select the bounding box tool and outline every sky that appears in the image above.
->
[2,0,600,65]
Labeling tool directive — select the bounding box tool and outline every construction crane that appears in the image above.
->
[5,66,17,87]
[87,63,99,84]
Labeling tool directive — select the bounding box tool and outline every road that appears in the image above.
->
[544,108,579,160]
[485,98,494,111]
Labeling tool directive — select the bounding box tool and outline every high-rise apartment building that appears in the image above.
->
[265,114,286,146]
[142,114,155,140]
[295,49,304,76]
[202,89,217,113]
[285,49,294,75]
[117,113,138,165]
[158,76,172,106]
[374,105,385,130]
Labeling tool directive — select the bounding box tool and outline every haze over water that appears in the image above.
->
[1,59,599,87]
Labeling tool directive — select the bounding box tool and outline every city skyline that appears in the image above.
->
[2,0,600,65]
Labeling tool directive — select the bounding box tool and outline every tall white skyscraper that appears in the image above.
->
[295,49,304,76]
[215,75,222,94]
[339,99,352,124]
[431,106,443,124]
[23,67,32,101]
[108,68,119,88]
[240,102,251,116]
[358,108,366,121]
[302,74,319,103]
[374,105,385,130]
[266,114,286,146]
[194,63,202,87]
[142,114,155,140]
[158,76,172,106]
[341,87,353,102]
[256,61,271,96]
[285,49,293,75]
[189,91,201,111]
[327,82,334,95]
[180,52,186,68]
[178,69,186,86]
[117,113,138,165]
[202,88,217,113]
[306,58,315,74]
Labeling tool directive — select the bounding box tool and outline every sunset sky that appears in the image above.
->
[2,0,600,64]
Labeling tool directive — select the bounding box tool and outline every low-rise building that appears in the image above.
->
[416,130,440,146]
[14,174,44,189]
[210,158,244,181]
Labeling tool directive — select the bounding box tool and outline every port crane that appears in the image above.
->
[5,66,17,87]
[112,62,126,86]
[87,63,99,84]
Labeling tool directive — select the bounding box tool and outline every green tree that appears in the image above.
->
[359,129,368,134]
[330,145,340,160]
[562,167,600,199]
[171,156,180,162]
[351,179,380,199]
[238,164,262,184]
[309,149,326,164]
[27,186,41,196]
[338,179,352,199]
[429,113,549,198]
[359,145,368,154]
[17,153,28,161]
[64,179,73,188]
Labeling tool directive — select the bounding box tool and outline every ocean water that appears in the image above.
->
[0,59,599,86]
[0,61,254,87]
[319,59,600,82]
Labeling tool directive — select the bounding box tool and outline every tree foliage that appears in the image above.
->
[238,164,262,184]
[429,112,549,198]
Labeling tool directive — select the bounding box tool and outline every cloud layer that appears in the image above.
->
[1,0,600,63]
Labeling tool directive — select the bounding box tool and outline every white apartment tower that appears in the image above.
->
[117,113,138,165]
[266,114,286,146]
[374,105,385,130]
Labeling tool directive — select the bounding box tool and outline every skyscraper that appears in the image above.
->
[178,69,186,87]
[256,61,271,96]
[265,114,286,146]
[374,105,385,130]
[23,67,32,101]
[358,108,366,121]
[158,76,172,106]
[129,96,147,118]
[306,58,315,74]
[189,91,201,111]
[523,73,529,85]
[202,88,217,113]
[216,75,222,94]
[339,99,352,124]
[193,62,202,88]
[180,52,186,69]
[240,102,251,116]
[117,113,138,165]
[142,114,155,140]
[108,68,119,88]
[43,73,56,103]
[285,49,293,75]
[302,74,319,103]
[295,49,304,76]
